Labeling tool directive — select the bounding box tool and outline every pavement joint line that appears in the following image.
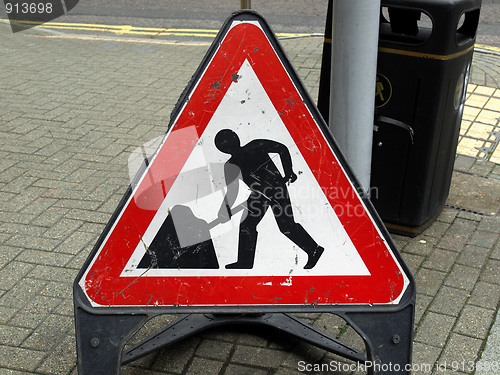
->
[460,134,497,142]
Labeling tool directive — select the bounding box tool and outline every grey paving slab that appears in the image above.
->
[415,311,457,348]
[444,264,481,291]
[456,305,496,339]
[438,333,483,369]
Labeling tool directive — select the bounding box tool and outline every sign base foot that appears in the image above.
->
[75,307,147,375]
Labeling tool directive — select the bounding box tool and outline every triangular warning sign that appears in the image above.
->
[77,11,411,307]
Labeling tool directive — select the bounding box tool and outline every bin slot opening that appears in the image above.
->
[456,9,480,45]
[380,7,432,44]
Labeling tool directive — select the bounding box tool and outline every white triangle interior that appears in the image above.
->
[121,60,371,277]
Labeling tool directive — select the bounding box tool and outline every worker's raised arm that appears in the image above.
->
[259,139,297,183]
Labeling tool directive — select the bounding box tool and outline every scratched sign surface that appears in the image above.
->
[77,12,410,307]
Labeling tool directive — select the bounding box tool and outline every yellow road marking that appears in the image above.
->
[5,19,308,38]
[475,44,500,54]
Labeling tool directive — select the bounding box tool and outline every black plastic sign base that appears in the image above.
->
[75,285,415,374]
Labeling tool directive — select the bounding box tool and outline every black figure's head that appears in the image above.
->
[214,129,240,155]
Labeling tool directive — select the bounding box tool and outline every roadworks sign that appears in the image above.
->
[77,12,411,308]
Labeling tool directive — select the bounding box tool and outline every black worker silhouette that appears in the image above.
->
[215,129,324,269]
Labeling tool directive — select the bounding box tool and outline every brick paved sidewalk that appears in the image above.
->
[0,21,499,375]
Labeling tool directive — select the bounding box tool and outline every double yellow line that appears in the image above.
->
[8,20,308,39]
[8,20,218,37]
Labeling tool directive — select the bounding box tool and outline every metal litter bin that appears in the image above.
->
[370,0,481,236]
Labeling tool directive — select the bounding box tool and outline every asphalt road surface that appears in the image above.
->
[51,0,329,34]
[64,0,500,47]
[475,0,500,48]
[2,0,499,46]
